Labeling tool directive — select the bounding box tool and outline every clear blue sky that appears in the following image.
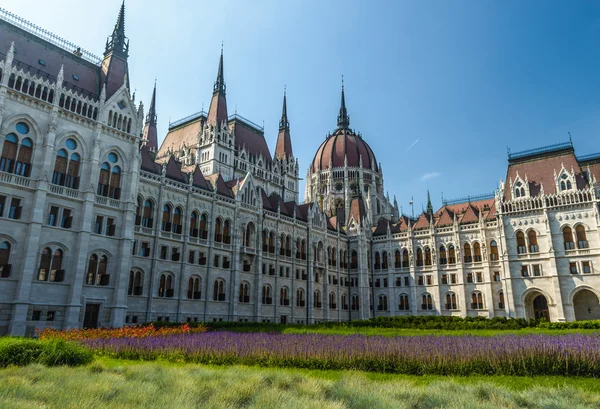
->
[4,0,600,210]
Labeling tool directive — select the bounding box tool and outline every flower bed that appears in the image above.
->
[37,323,206,342]
[83,331,600,376]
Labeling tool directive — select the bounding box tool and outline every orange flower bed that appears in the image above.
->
[37,323,206,341]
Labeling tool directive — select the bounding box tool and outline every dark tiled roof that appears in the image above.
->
[312,128,378,172]
[191,165,210,190]
[205,173,233,198]
[230,118,272,164]
[165,156,187,183]
[140,146,161,174]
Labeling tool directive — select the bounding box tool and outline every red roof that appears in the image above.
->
[191,165,210,190]
[205,173,232,198]
[165,156,187,183]
[312,128,378,172]
[413,212,431,230]
[347,197,367,226]
[140,146,161,174]
[230,119,272,164]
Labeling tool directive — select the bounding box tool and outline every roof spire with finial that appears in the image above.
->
[275,86,293,160]
[426,189,434,215]
[337,75,350,129]
[207,46,228,127]
[214,42,226,95]
[142,80,159,151]
[104,1,128,57]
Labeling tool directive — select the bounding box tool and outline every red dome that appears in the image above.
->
[312,128,378,173]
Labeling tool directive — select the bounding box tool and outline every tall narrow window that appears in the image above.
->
[498,291,505,309]
[214,218,223,242]
[0,241,11,278]
[296,288,305,307]
[239,282,249,303]
[416,248,423,267]
[471,291,484,309]
[473,242,482,262]
[190,211,199,237]
[199,213,208,239]
[463,243,472,263]
[563,227,575,250]
[398,293,409,311]
[576,225,588,249]
[422,293,433,310]
[516,232,527,254]
[97,152,121,199]
[188,276,201,299]
[490,240,499,261]
[445,292,457,310]
[439,246,447,265]
[424,247,432,266]
[528,231,539,253]
[0,133,18,173]
[448,245,456,264]
[142,200,154,228]
[213,279,225,301]
[223,219,231,244]
[161,204,172,232]
[172,207,182,234]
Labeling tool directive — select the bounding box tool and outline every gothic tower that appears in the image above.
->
[101,1,130,98]
[274,89,300,202]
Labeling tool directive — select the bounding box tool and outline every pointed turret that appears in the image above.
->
[337,78,350,129]
[207,49,228,128]
[101,1,130,99]
[142,81,158,152]
[275,88,293,160]
[426,189,434,215]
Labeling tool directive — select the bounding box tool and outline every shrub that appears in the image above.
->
[38,323,206,341]
[0,338,92,367]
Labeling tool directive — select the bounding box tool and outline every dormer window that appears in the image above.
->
[515,181,525,198]
[38,59,46,66]
[560,173,572,191]
[117,100,127,110]
[72,74,79,81]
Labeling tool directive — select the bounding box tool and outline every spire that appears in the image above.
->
[275,88,293,160]
[142,81,159,152]
[105,1,128,58]
[337,76,350,129]
[207,48,228,128]
[426,189,434,215]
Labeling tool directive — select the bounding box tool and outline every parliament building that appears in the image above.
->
[1,4,599,336]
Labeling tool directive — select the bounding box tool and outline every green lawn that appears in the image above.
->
[1,359,600,409]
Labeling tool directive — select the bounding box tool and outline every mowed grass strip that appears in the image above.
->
[1,360,600,409]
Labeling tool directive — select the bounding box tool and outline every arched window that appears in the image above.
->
[262,284,272,305]
[560,173,572,191]
[490,240,499,261]
[188,276,201,299]
[1,122,34,177]
[516,231,527,254]
[381,251,388,269]
[284,235,291,257]
[471,291,484,309]
[374,252,381,270]
[463,243,472,263]
[395,250,401,268]
[351,250,358,269]
[424,247,432,266]
[351,294,360,310]
[576,225,588,249]
[223,219,231,244]
[498,291,505,309]
[563,226,575,250]
[313,290,322,308]
[128,270,143,295]
[402,249,409,267]
[296,288,305,307]
[473,242,482,262]
[213,279,225,301]
[416,248,423,267]
[190,211,199,237]
[377,294,388,311]
[398,293,410,311]
[0,241,11,277]
[422,293,433,310]
[161,204,172,232]
[301,240,306,260]
[97,153,121,199]
[281,287,290,306]
[37,247,64,282]
[285,236,291,257]
[214,218,223,242]
[341,293,348,310]
[445,292,457,310]
[528,231,539,253]
[199,213,208,239]
[328,291,336,309]
[439,246,447,265]
[245,222,255,248]
[52,138,80,189]
[86,254,109,285]
[239,281,250,303]
[172,207,183,234]
[514,181,525,198]
[158,273,174,297]
[448,245,456,264]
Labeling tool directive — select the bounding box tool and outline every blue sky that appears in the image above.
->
[4,0,600,210]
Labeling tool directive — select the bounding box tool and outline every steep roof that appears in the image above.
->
[164,156,187,183]
[205,173,233,198]
[229,117,272,163]
[140,145,162,174]
[157,115,205,159]
[347,197,367,226]
[191,165,210,190]
[274,92,293,160]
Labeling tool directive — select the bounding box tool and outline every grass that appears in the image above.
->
[1,359,600,408]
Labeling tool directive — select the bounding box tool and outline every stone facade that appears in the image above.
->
[0,7,599,336]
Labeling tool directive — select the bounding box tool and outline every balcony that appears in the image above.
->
[0,171,32,188]
[49,184,81,199]
[95,195,120,209]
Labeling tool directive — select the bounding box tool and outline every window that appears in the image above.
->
[476,272,483,283]
[199,213,208,239]
[188,276,201,299]
[473,242,482,262]
[158,273,174,297]
[222,256,230,269]
[48,206,59,226]
[516,232,527,254]
[141,242,151,257]
[188,250,196,264]
[86,254,109,285]
[214,218,223,242]
[439,246,447,265]
[214,255,220,267]
[490,240,499,261]
[493,271,501,282]
[1,123,33,177]
[424,247,432,266]
[583,261,592,274]
[7,197,22,220]
[351,250,358,269]
[498,291,505,309]
[313,290,322,308]
[171,247,180,262]
[223,219,231,244]
[0,241,12,278]
[570,262,579,274]
[48,206,72,228]
[341,293,348,310]
[416,248,423,266]
[450,274,457,284]
[471,292,484,309]
[172,207,183,234]
[402,249,409,267]
[0,195,4,217]
[448,245,456,264]
[421,294,433,310]
[281,287,290,306]
[466,273,473,283]
[463,243,472,263]
[351,294,360,310]
[32,310,41,321]
[377,294,388,311]
[441,274,448,284]
[374,252,381,270]
[417,276,424,286]
[426,275,432,285]
[160,245,168,260]
[528,231,539,253]
[576,225,588,249]
[563,227,575,250]
[521,265,529,277]
[97,153,121,199]
[128,270,143,295]
[213,279,225,301]
[382,251,388,269]
[189,211,199,237]
[142,200,154,228]
[296,288,305,307]
[398,294,410,311]
[532,264,541,277]
[161,204,172,232]
[199,252,207,265]
[514,181,525,198]
[37,247,64,282]
[559,173,572,191]
[239,282,250,303]
[445,292,457,310]
[262,285,272,305]
[52,138,80,189]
